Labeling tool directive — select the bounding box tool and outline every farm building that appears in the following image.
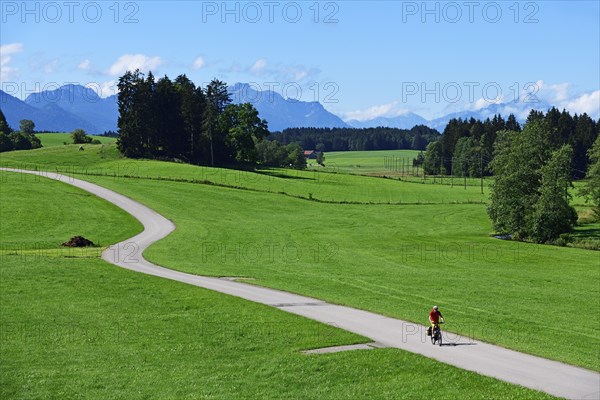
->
[303,150,317,159]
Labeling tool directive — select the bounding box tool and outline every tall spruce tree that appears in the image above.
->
[117,70,145,157]
[203,79,231,166]
[0,109,12,135]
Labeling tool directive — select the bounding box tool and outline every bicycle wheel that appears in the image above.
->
[438,332,443,346]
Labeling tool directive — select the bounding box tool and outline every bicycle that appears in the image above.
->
[431,321,444,346]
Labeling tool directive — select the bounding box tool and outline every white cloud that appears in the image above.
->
[438,81,599,120]
[86,80,118,98]
[108,54,163,76]
[293,70,307,81]
[243,59,320,86]
[250,58,268,74]
[193,56,206,70]
[562,90,600,118]
[534,80,570,103]
[43,59,59,74]
[0,42,23,82]
[78,59,92,70]
[528,80,599,118]
[0,43,23,66]
[474,95,503,110]
[347,80,599,123]
[343,101,412,122]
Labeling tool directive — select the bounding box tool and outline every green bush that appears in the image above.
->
[71,129,93,144]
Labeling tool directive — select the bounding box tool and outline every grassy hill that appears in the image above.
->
[0,171,553,399]
[0,144,489,204]
[35,132,117,147]
[1,144,598,372]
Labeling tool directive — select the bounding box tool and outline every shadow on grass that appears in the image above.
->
[255,170,316,181]
[571,227,600,239]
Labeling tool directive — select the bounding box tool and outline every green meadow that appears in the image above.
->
[81,174,600,371]
[0,170,554,399]
[1,138,598,373]
[310,149,496,190]
[309,149,421,175]
[1,142,488,204]
[35,133,117,147]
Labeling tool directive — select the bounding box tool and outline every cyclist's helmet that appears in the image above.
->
[433,306,438,310]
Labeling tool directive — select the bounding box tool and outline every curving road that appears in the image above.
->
[3,168,599,399]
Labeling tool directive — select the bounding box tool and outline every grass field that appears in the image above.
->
[0,172,141,250]
[310,149,592,205]
[0,144,490,204]
[310,149,496,189]
[83,174,600,371]
[0,171,553,399]
[1,144,598,372]
[35,133,117,147]
[309,149,421,175]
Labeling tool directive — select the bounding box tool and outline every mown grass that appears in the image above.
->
[6,143,590,206]
[1,144,598,371]
[311,149,495,189]
[0,171,552,399]
[0,144,489,204]
[1,259,553,399]
[81,175,600,372]
[310,149,421,175]
[35,133,117,147]
[2,144,592,204]
[0,172,141,250]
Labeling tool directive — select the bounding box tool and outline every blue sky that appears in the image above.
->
[1,1,599,120]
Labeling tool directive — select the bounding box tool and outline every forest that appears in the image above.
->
[422,109,598,179]
[117,70,306,168]
[271,125,440,152]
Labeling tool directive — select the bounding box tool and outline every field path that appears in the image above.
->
[4,168,599,400]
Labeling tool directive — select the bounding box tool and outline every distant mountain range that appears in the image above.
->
[0,85,118,133]
[1,88,100,133]
[25,84,118,133]
[228,83,348,131]
[423,100,553,131]
[0,83,559,135]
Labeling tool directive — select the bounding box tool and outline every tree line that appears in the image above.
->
[422,110,598,179]
[0,111,42,153]
[271,125,440,152]
[417,109,599,244]
[117,70,306,168]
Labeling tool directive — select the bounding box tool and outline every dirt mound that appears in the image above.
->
[61,236,95,247]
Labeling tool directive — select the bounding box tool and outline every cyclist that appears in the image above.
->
[428,305,445,335]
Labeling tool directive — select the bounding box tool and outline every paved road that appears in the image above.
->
[4,168,599,399]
